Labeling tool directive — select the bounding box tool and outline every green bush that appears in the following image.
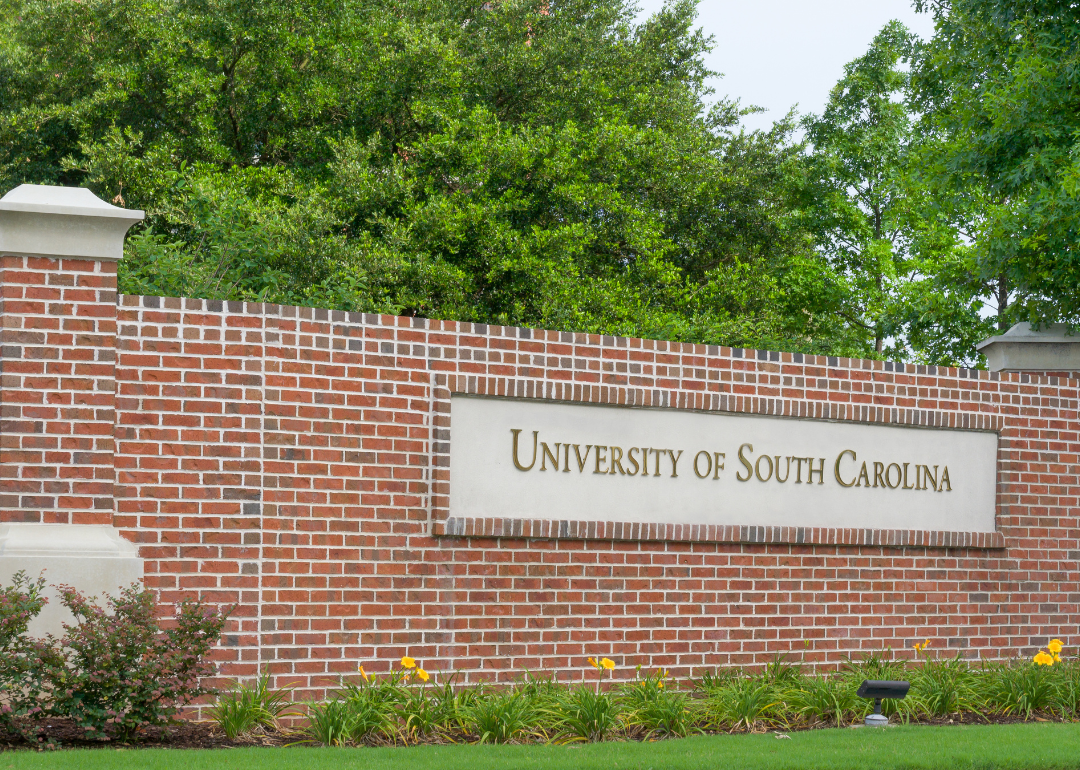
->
[0,575,229,744]
[0,572,63,743]
[46,584,230,741]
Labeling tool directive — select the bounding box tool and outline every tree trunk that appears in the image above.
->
[997,273,1009,331]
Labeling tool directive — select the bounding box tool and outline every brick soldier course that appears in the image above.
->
[3,186,1080,699]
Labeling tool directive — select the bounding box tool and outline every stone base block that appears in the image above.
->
[0,524,144,637]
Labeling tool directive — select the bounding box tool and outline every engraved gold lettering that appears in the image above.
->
[737,443,754,482]
[902,462,914,489]
[594,445,608,474]
[640,447,652,476]
[693,450,712,479]
[540,442,559,471]
[775,456,791,483]
[873,461,885,488]
[856,462,870,487]
[563,443,571,472]
[573,444,592,472]
[924,464,939,492]
[626,447,640,476]
[940,466,952,491]
[669,449,683,478]
[755,454,774,482]
[886,462,902,488]
[511,429,538,471]
[713,452,725,479]
[610,446,626,475]
[794,456,806,483]
[807,457,825,485]
[834,449,857,487]
[652,449,663,477]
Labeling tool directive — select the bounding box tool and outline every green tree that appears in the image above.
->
[0,0,845,352]
[803,20,991,364]
[913,0,1080,329]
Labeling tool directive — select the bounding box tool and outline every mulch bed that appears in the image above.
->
[0,712,1068,752]
[0,719,295,751]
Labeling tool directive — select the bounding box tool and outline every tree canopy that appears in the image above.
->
[2,0,1077,364]
[913,0,1080,329]
[0,0,849,353]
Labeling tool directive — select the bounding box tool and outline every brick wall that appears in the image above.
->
[0,255,118,527]
[10,288,1080,695]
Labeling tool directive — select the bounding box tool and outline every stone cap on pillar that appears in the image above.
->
[0,184,144,261]
[976,322,1080,372]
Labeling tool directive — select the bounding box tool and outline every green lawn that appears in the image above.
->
[6,723,1080,770]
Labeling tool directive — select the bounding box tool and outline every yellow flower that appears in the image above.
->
[657,680,664,689]
[1034,651,1054,666]
[1049,639,1064,654]
[600,658,615,671]
[401,656,416,669]
[1054,653,1063,663]
[358,665,368,681]
[588,657,598,669]
[416,668,430,682]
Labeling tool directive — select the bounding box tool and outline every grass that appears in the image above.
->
[8,723,1080,770]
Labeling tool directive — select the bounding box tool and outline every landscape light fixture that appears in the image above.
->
[856,680,910,726]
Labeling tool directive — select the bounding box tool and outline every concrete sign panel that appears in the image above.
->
[449,395,999,533]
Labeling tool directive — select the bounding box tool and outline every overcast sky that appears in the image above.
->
[634,0,938,131]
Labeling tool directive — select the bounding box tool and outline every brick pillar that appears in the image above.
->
[1,255,122,524]
[0,184,143,633]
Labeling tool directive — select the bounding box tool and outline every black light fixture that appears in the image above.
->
[856,680,910,726]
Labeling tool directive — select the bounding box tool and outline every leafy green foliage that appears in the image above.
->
[909,656,977,717]
[913,0,1080,329]
[303,699,356,747]
[543,686,621,743]
[0,575,228,745]
[979,661,1057,719]
[46,584,230,741]
[785,674,857,728]
[802,21,993,365]
[465,690,538,744]
[620,673,699,738]
[702,676,780,732]
[0,572,61,742]
[0,0,848,354]
[209,670,296,740]
[226,651,1080,748]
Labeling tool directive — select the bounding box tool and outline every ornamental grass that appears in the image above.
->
[209,644,1080,746]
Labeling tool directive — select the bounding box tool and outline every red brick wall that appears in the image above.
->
[0,255,117,527]
[21,290,1080,693]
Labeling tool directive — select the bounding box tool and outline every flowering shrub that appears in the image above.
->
[0,571,63,742]
[44,584,230,741]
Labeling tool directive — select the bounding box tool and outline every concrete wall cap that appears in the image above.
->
[0,184,144,220]
[0,184,144,260]
[977,322,1080,371]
